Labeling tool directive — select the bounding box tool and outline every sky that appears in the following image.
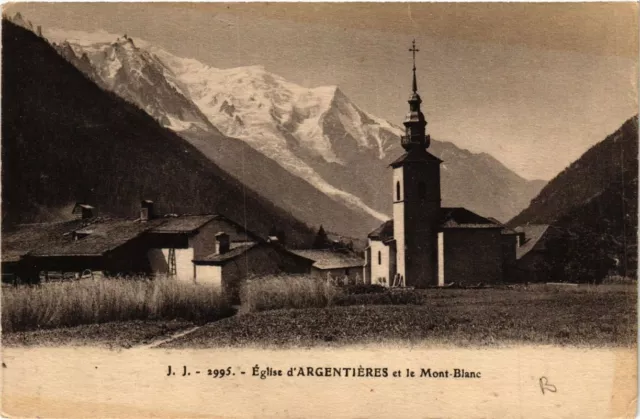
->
[5,2,638,181]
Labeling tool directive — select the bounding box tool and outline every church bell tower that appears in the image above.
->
[391,40,442,288]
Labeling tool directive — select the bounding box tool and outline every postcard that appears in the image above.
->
[1,2,637,418]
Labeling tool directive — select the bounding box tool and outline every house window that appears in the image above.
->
[378,251,382,265]
[418,181,426,199]
[396,181,401,201]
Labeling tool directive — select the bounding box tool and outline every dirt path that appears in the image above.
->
[138,305,241,349]
[136,326,203,349]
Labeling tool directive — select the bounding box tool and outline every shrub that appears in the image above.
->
[335,289,423,306]
[2,277,233,333]
[602,275,637,285]
[242,275,341,312]
[341,283,387,295]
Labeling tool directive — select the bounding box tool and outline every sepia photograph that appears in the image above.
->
[1,2,638,417]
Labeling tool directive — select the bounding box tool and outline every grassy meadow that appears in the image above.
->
[166,277,637,348]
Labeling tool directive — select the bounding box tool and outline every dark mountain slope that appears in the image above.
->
[543,166,638,281]
[1,21,315,246]
[510,115,638,281]
[510,116,638,226]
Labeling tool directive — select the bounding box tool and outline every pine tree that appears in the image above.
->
[313,225,330,249]
[277,229,286,246]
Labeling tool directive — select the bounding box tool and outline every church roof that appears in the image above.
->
[368,220,394,241]
[389,148,442,168]
[486,216,519,235]
[515,224,551,260]
[439,207,503,229]
[368,208,503,240]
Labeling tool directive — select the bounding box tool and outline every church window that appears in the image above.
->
[418,181,426,199]
[396,181,401,201]
[378,251,382,265]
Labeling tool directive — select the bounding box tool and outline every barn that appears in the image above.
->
[2,217,161,282]
[193,242,314,302]
[289,249,365,283]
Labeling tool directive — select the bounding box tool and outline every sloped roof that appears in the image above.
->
[2,219,86,262]
[72,203,95,212]
[2,212,267,263]
[367,208,502,241]
[516,224,551,260]
[439,207,503,229]
[148,215,218,234]
[194,243,258,264]
[31,218,165,257]
[486,216,519,235]
[289,249,364,270]
[2,210,271,263]
[390,148,442,168]
[368,220,394,241]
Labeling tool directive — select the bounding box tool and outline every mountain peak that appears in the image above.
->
[8,11,33,30]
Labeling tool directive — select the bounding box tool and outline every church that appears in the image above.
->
[363,41,514,288]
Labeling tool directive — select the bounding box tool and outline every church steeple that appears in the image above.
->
[401,39,431,151]
[411,39,418,94]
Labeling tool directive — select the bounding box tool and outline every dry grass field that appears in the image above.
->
[241,275,341,312]
[1,277,232,333]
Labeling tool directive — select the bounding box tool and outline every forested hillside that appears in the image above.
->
[510,115,638,281]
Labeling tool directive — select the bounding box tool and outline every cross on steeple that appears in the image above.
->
[409,39,419,69]
[401,38,428,152]
[409,39,419,93]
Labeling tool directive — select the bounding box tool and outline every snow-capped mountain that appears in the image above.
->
[42,26,545,236]
[153,53,398,164]
[53,35,214,133]
[152,51,404,216]
[51,32,390,224]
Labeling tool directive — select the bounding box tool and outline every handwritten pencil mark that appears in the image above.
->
[539,377,557,395]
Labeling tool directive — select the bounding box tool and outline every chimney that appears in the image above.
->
[140,200,155,221]
[215,232,230,254]
[72,203,95,220]
[517,232,526,247]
